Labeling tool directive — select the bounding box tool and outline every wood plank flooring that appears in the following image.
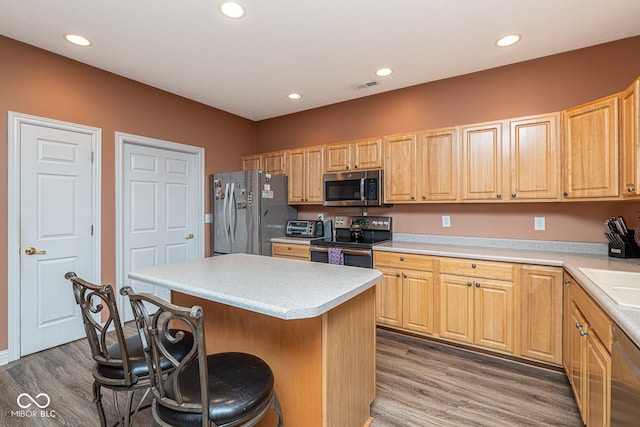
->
[371,329,583,427]
[0,325,583,426]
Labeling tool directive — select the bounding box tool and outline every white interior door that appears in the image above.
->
[19,122,95,356]
[121,142,199,321]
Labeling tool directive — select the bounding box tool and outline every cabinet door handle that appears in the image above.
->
[346,165,350,170]
[496,193,502,199]
[467,282,473,287]
[628,187,634,193]
[564,279,570,285]
[475,282,480,288]
[410,195,415,200]
[403,273,407,279]
[354,165,358,169]
[511,193,516,199]
[563,191,569,197]
[580,330,587,337]
[396,273,401,277]
[422,195,427,200]
[575,322,582,329]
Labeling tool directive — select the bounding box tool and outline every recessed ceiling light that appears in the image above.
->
[375,68,393,77]
[287,93,302,100]
[495,34,522,47]
[219,1,246,19]
[64,33,92,47]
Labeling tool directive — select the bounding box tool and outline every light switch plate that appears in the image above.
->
[534,216,545,231]
[442,215,451,228]
[205,213,212,224]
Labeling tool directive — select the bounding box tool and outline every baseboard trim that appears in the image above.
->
[0,349,9,366]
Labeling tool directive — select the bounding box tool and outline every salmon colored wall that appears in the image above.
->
[257,36,640,243]
[0,36,257,352]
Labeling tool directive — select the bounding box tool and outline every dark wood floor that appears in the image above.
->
[0,326,583,426]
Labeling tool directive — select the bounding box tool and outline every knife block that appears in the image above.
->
[608,230,640,258]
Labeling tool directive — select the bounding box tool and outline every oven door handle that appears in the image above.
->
[309,245,372,256]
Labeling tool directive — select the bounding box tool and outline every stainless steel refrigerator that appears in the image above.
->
[211,170,296,256]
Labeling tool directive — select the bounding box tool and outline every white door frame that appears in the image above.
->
[7,112,102,363]
[115,132,205,316]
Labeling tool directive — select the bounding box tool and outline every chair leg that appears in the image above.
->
[271,391,284,427]
[93,381,108,427]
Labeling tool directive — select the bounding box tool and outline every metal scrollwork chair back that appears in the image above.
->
[65,272,193,427]
[121,286,284,427]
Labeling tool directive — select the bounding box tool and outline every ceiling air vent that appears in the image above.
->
[352,81,379,90]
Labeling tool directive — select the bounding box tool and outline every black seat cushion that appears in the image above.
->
[155,352,275,427]
[94,329,194,381]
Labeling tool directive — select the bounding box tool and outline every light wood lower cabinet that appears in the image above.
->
[563,272,612,426]
[440,270,515,354]
[271,242,310,261]
[374,253,568,363]
[519,265,563,365]
[373,252,435,335]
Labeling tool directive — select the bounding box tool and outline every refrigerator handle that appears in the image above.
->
[229,184,236,245]
[223,182,230,245]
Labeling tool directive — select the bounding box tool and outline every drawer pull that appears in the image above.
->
[471,263,476,268]
[399,257,404,261]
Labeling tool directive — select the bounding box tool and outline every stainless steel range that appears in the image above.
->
[310,215,392,268]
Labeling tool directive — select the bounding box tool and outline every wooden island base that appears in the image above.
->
[173,287,376,427]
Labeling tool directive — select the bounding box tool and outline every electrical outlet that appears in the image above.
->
[317,213,324,221]
[442,215,451,228]
[534,216,546,231]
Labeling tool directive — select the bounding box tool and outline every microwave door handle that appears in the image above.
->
[360,178,366,201]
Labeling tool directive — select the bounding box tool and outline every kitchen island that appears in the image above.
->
[128,253,382,427]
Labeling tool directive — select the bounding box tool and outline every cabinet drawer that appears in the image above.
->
[572,281,612,351]
[272,243,310,260]
[439,258,514,281]
[374,251,434,271]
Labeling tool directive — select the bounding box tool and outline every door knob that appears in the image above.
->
[25,247,46,255]
[185,233,194,240]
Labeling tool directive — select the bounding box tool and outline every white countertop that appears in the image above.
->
[128,253,381,320]
[375,240,640,348]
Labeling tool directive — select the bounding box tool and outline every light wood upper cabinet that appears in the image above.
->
[418,128,459,201]
[519,265,563,365]
[509,113,561,201]
[563,94,619,199]
[241,154,262,171]
[325,138,382,172]
[384,134,418,202]
[263,150,288,175]
[621,78,639,198]
[287,146,324,204]
[461,121,507,201]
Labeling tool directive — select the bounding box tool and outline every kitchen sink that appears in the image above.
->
[578,268,640,309]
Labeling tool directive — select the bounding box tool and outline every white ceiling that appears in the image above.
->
[1,0,640,121]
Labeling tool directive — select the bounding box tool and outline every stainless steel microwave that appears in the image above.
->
[323,170,385,207]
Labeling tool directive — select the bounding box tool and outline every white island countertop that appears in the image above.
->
[128,253,382,320]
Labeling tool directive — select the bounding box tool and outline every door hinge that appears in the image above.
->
[91,225,94,236]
